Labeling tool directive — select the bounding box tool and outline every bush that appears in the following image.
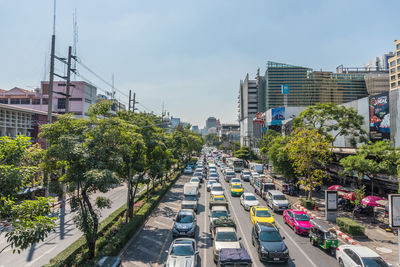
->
[300,198,315,209]
[336,217,365,237]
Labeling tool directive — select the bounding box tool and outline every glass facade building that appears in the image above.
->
[264,61,368,110]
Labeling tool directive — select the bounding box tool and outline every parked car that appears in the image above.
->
[336,244,389,267]
[240,193,259,211]
[266,190,290,212]
[172,209,197,238]
[207,180,218,191]
[165,238,198,267]
[250,206,275,225]
[183,167,193,174]
[211,183,224,196]
[283,209,311,235]
[252,222,289,263]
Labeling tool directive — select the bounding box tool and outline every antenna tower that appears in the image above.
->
[73,9,78,80]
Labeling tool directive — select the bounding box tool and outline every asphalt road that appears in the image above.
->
[120,168,339,267]
[0,183,137,267]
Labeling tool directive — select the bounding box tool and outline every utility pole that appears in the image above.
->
[128,90,137,112]
[65,46,72,113]
[128,90,131,111]
[48,35,55,123]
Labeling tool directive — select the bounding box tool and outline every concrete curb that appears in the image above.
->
[292,203,359,245]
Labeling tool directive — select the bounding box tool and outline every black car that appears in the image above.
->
[172,209,197,238]
[252,222,289,263]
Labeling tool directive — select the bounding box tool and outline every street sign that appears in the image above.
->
[389,194,400,228]
[281,84,290,94]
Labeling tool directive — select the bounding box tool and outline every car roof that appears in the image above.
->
[216,227,236,232]
[212,205,228,211]
[212,183,222,187]
[243,192,256,197]
[340,245,380,257]
[174,238,195,245]
[257,222,277,231]
[292,210,306,215]
[254,206,269,210]
[231,183,242,186]
[268,190,283,195]
[178,209,194,214]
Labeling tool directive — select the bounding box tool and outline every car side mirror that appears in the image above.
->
[173,219,176,221]
[239,237,242,240]
[282,236,285,240]
[195,251,199,255]
[165,250,168,253]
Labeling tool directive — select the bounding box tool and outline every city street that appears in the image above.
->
[121,168,340,267]
[0,184,138,267]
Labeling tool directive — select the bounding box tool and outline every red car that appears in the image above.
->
[283,209,311,235]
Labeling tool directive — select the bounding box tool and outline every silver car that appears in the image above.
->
[165,238,198,267]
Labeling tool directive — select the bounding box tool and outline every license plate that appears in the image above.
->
[180,232,186,235]
[273,258,280,261]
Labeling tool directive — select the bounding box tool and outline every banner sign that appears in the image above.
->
[389,194,400,228]
[369,92,390,141]
[271,107,285,125]
[281,84,290,94]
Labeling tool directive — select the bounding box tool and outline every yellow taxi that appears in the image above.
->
[209,194,228,208]
[230,183,244,197]
[250,206,275,225]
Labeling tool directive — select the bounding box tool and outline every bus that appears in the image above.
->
[226,157,244,173]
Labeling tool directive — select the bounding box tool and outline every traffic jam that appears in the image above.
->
[165,147,389,267]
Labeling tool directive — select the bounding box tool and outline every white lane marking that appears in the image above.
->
[241,179,319,267]
[203,180,208,264]
[24,246,56,267]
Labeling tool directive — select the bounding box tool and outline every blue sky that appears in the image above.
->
[0,0,398,127]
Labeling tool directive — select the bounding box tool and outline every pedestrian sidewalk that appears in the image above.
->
[268,172,399,266]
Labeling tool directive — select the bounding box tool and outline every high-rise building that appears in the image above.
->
[364,52,394,71]
[264,61,369,111]
[388,40,400,91]
[238,69,265,147]
[171,117,181,128]
[205,117,217,130]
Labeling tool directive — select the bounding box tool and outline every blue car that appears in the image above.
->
[172,209,197,238]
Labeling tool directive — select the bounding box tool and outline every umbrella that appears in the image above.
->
[342,192,356,201]
[328,185,349,192]
[376,199,388,207]
[362,196,386,207]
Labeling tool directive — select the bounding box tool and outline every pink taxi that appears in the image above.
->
[283,209,311,235]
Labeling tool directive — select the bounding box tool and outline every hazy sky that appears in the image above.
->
[0,0,398,128]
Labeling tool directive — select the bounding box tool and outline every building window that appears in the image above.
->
[70,98,82,101]
[397,59,400,64]
[20,98,30,104]
[391,68,396,73]
[85,98,92,104]
[390,61,396,67]
[391,82,396,87]
[0,98,8,104]
[42,98,49,104]
[10,99,20,104]
[397,51,400,57]
[57,98,66,109]
[397,43,400,50]
[391,75,396,81]
[32,99,41,105]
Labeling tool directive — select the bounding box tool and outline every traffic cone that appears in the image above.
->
[314,202,318,211]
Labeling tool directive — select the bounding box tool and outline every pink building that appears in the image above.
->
[0,81,98,118]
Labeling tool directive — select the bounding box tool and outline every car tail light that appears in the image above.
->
[337,247,340,251]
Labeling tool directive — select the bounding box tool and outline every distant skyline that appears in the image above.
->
[0,0,398,128]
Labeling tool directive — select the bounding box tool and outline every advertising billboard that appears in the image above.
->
[369,92,390,141]
[389,194,400,228]
[271,107,285,125]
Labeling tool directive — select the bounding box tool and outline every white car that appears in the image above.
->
[183,167,193,174]
[225,170,236,182]
[250,172,259,185]
[207,180,218,191]
[210,183,224,196]
[240,193,259,211]
[165,238,198,267]
[336,245,389,267]
[189,177,200,188]
[208,172,219,182]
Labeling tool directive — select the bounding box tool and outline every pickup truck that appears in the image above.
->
[218,248,252,267]
[211,218,241,262]
[253,176,276,200]
[209,205,230,232]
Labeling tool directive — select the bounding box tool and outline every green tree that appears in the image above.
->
[267,135,296,180]
[233,146,257,161]
[258,129,280,152]
[205,133,221,146]
[0,136,56,254]
[340,141,399,195]
[285,128,332,199]
[293,103,367,146]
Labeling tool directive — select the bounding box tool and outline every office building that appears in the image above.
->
[205,117,217,131]
[238,70,265,146]
[388,40,400,90]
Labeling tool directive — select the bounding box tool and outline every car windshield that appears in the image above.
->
[191,178,199,182]
[361,257,389,267]
[176,214,193,223]
[216,232,238,242]
[208,181,216,185]
[227,172,235,176]
[243,171,251,175]
[210,174,218,177]
[184,195,197,201]
[273,195,287,200]
[232,185,242,189]
[212,186,223,191]
[232,179,241,183]
[214,197,225,201]
[245,195,257,201]
[294,214,310,221]
[171,245,194,256]
[259,231,282,242]
[325,230,337,239]
[256,210,271,217]
[212,211,228,218]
